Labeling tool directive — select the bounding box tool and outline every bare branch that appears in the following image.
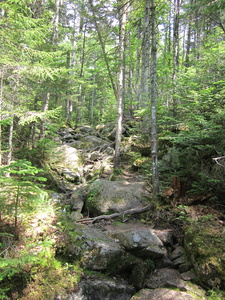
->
[213,156,225,167]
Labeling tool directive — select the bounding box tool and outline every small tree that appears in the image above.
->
[0,160,47,237]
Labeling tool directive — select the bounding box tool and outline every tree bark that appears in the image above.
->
[40,92,50,139]
[150,0,159,199]
[172,0,180,116]
[140,0,151,108]
[0,70,3,166]
[114,0,129,168]
[52,0,62,43]
[91,72,96,125]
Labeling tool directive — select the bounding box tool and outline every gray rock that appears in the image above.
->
[153,229,174,246]
[48,145,84,189]
[74,125,98,136]
[179,262,191,273]
[128,260,151,289]
[181,271,197,281]
[49,145,84,174]
[79,226,125,271]
[170,246,185,260]
[145,268,185,289]
[109,228,167,258]
[155,256,173,268]
[68,135,110,152]
[80,277,135,300]
[70,185,87,212]
[130,288,202,300]
[89,151,99,161]
[86,179,150,215]
[173,255,189,268]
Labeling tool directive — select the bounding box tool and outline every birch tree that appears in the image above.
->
[114,0,129,168]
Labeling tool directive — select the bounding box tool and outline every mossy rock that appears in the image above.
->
[184,214,225,289]
[85,179,151,216]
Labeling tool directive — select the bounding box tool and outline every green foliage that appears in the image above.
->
[0,160,47,230]
[28,138,58,166]
[87,186,100,205]
[159,101,225,197]
[18,107,62,126]
[208,289,225,300]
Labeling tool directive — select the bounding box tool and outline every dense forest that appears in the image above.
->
[0,0,225,299]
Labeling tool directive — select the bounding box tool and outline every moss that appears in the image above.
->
[184,215,225,289]
[20,263,82,300]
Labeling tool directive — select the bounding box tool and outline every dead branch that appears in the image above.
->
[213,156,225,167]
[76,205,152,224]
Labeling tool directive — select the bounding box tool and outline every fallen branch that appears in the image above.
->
[76,205,152,224]
[213,156,225,167]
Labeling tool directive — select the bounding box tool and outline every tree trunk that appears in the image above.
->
[0,70,3,166]
[75,22,86,126]
[134,20,142,109]
[140,0,151,108]
[52,0,62,43]
[172,0,180,116]
[150,0,159,199]
[114,0,129,168]
[40,92,50,139]
[91,73,96,125]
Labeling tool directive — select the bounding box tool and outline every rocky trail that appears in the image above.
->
[48,124,224,299]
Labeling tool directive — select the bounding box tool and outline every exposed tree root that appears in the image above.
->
[76,205,152,224]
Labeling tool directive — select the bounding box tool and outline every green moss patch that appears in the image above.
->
[184,214,225,289]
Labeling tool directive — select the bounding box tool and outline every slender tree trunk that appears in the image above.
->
[140,0,151,108]
[52,0,62,43]
[185,22,191,68]
[6,118,13,166]
[134,20,142,109]
[0,70,3,166]
[40,92,50,139]
[91,73,96,125]
[164,1,172,66]
[150,0,159,199]
[75,23,86,126]
[114,0,129,168]
[65,50,73,124]
[172,0,180,116]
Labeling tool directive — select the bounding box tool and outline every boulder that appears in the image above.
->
[74,125,98,136]
[79,226,125,271]
[85,179,150,216]
[108,228,167,259]
[70,185,87,213]
[130,288,204,300]
[48,145,84,189]
[144,268,185,290]
[68,135,110,152]
[79,276,135,300]
[153,229,174,247]
[170,246,185,260]
[96,122,129,141]
[49,145,83,172]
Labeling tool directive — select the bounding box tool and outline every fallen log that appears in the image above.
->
[76,205,152,223]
